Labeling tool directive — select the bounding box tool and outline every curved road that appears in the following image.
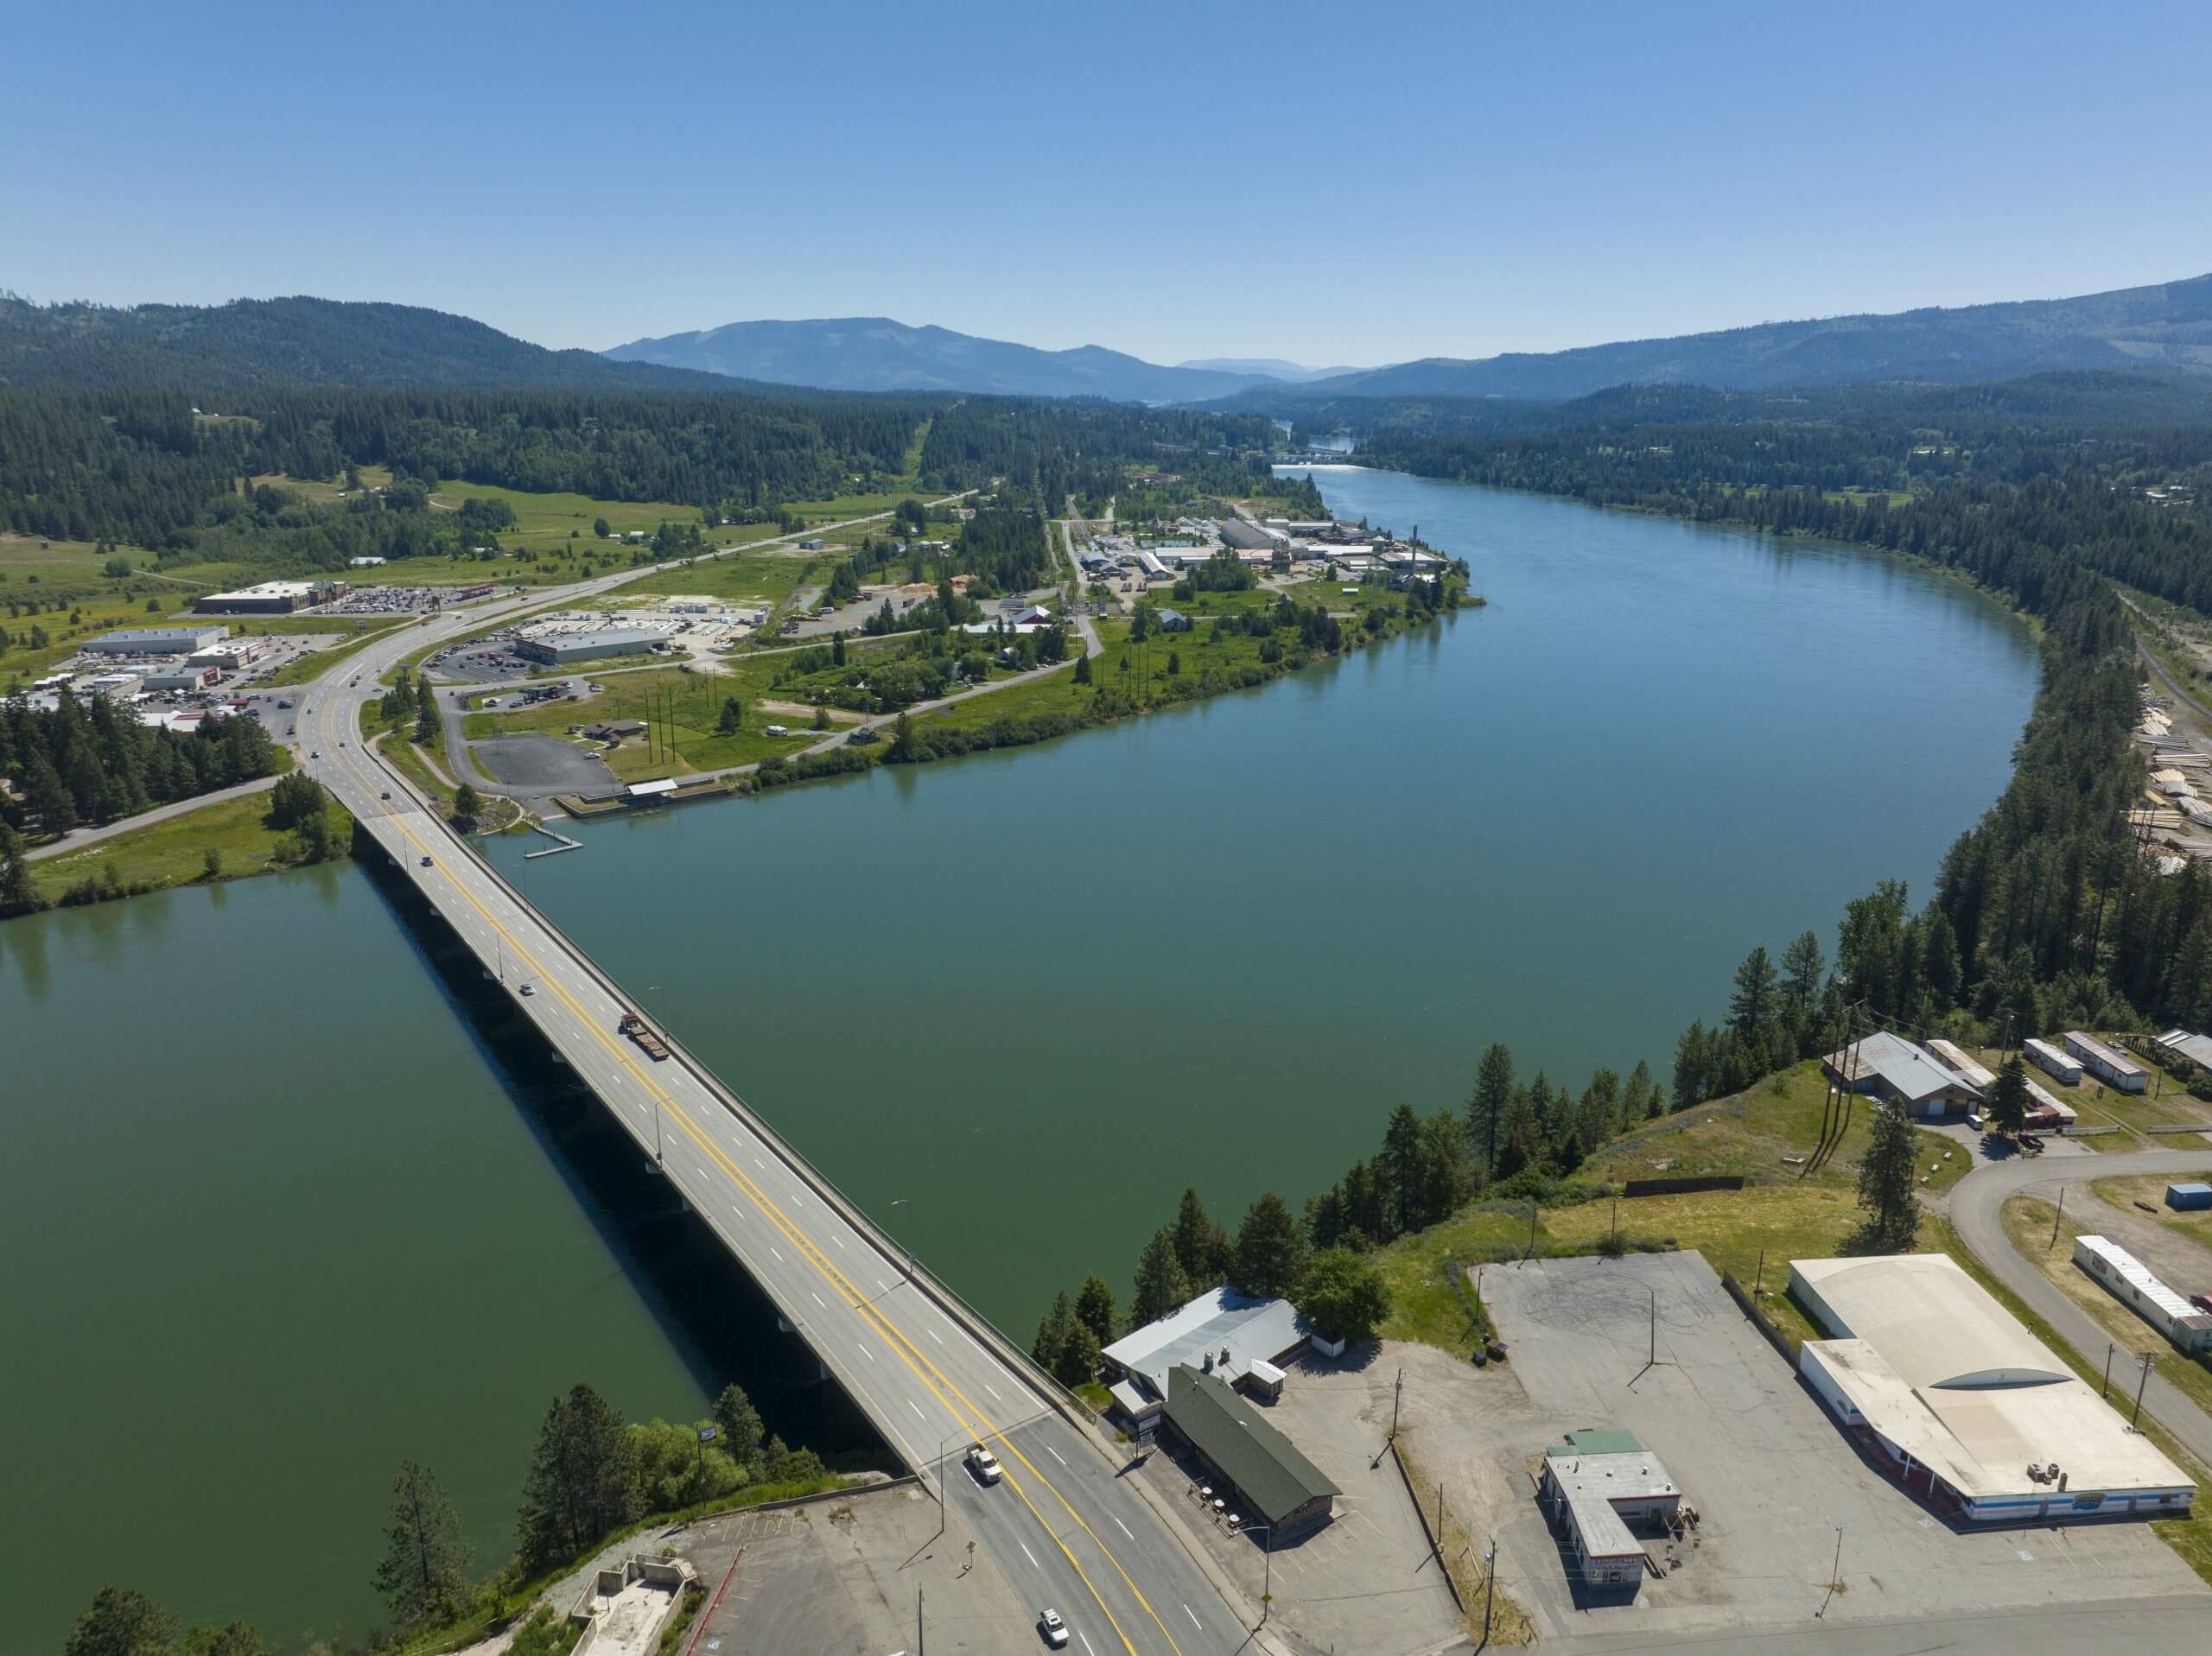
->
[1950,1147,2212,1466]
[27,773,281,861]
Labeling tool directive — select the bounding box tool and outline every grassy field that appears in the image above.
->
[462,663,823,781]
[2093,1171,2212,1242]
[26,787,355,904]
[1947,1041,2212,1148]
[618,549,825,612]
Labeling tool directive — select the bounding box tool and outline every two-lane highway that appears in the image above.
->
[292,614,1250,1653]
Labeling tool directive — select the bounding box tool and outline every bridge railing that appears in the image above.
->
[359,746,1113,1453]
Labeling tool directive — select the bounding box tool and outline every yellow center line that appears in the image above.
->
[328,736,1185,1654]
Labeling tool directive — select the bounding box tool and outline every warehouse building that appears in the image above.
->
[2073,1235,2212,1355]
[188,640,268,672]
[1161,1365,1338,1536]
[2063,1031,2146,1093]
[1537,1430,1680,1596]
[1819,1031,1983,1118]
[2151,1029,2212,1073]
[195,580,345,614]
[143,664,219,692]
[1791,1253,2194,1522]
[83,625,229,657]
[2023,1037,2083,1086]
[515,626,663,665]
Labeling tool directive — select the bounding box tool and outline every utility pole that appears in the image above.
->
[2102,1342,2117,1399]
[1481,1537,1497,1647]
[2050,1186,2065,1249]
[1649,1286,1657,1370]
[1818,1526,1843,1618]
[1389,1368,1403,1445]
[917,1586,924,1656]
[2133,1351,2156,1429]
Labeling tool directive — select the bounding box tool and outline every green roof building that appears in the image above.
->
[1163,1365,1338,1534]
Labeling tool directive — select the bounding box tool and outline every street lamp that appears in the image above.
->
[936,1429,959,1543]
[1241,1521,1274,1626]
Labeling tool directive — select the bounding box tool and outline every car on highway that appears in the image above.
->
[519,984,536,997]
[311,750,320,758]
[1037,1608,1069,1648]
[966,1443,1001,1484]
[419,855,433,868]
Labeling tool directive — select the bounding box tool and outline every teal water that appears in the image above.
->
[2,470,2039,1649]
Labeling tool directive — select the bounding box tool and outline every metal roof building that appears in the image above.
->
[1103,1286,1312,1402]
[2073,1235,2212,1354]
[1162,1365,1338,1534]
[1791,1253,2193,1522]
[1819,1031,1983,1117]
[2063,1031,2146,1092]
[2152,1029,2212,1071]
[516,626,663,665]
[82,625,229,656]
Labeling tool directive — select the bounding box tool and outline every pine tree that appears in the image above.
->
[714,1383,766,1479]
[370,1460,472,1631]
[1075,652,1093,685]
[1622,1060,1653,1130]
[452,782,481,824]
[0,822,44,915]
[1032,1291,1078,1376]
[1853,1103,1921,1253]
[516,1383,639,1571]
[1170,1189,1216,1284]
[1465,1042,1514,1174]
[1232,1192,1307,1299]
[1989,1055,2031,1137]
[1381,1103,1423,1239]
[716,696,742,734]
[1130,1226,1191,1328]
[1729,945,1779,1042]
[1073,1273,1116,1346]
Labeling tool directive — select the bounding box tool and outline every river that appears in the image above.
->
[1,468,2039,1648]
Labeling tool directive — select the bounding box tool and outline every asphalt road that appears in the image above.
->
[1949,1146,2212,1466]
[26,772,281,860]
[1553,1593,2212,1654]
[291,603,1253,1656]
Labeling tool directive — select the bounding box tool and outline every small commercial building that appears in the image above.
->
[1157,607,1192,632]
[83,625,229,657]
[1538,1430,1680,1596]
[626,777,680,802]
[143,663,219,692]
[2063,1031,2146,1093]
[2152,1030,2212,1074]
[1791,1253,2194,1522]
[196,580,344,614]
[1162,1365,1338,1536]
[516,626,662,665]
[2023,1037,2083,1086]
[1820,1031,1983,1118]
[1102,1286,1315,1409]
[2168,1182,2212,1211]
[188,639,266,672]
[2074,1235,2212,1354]
[75,672,144,700]
[584,719,648,742]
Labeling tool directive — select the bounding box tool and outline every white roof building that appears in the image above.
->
[1102,1286,1312,1401]
[1791,1253,2192,1522]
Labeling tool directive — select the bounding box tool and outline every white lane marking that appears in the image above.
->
[908,1399,925,1420]
[731,1207,746,1221]
[1046,1444,1067,1466]
[1183,1605,1201,1630]
[753,1158,766,1170]
[878,1279,890,1293]
[810,1291,826,1309]
[984,1383,1002,1402]
[1078,1634,1096,1656]
[832,1234,845,1249]
[859,1346,875,1363]
[1020,1541,1039,1570]
[929,1329,944,1346]
[1113,1515,1133,1539]
[770,1247,785,1263]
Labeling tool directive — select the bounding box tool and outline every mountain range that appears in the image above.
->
[602,317,1294,402]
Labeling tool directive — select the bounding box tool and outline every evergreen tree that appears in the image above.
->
[1622,1060,1653,1129]
[1130,1226,1191,1328]
[1075,653,1093,685]
[716,695,742,734]
[1989,1054,2031,1137]
[1072,1273,1116,1347]
[516,1383,639,1571]
[713,1383,766,1479]
[0,821,43,915]
[413,672,438,744]
[370,1460,472,1631]
[1852,1103,1921,1253]
[452,782,481,824]
[1465,1042,1514,1174]
[1231,1192,1306,1299]
[1729,945,1779,1043]
[1170,1188,1217,1284]
[1031,1291,1081,1380]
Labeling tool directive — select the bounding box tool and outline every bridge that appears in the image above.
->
[296,590,1257,1654]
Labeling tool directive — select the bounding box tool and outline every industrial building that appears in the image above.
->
[515,626,663,666]
[2073,1235,2212,1354]
[2023,1037,2083,1086]
[1537,1430,1681,1596]
[195,580,344,614]
[83,625,229,657]
[2063,1031,2146,1093]
[143,664,219,692]
[1819,1031,1983,1118]
[1161,1365,1338,1536]
[1791,1253,2194,1522]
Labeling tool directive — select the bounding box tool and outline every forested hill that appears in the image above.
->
[0,296,756,392]
[1239,273,2212,403]
[604,316,1278,402]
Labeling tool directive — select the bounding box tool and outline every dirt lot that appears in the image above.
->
[1397,1251,2205,1643]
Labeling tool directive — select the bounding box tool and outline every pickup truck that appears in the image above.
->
[966,1443,1001,1484]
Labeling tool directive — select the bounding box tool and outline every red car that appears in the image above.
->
[2017,1133,2044,1152]
[2190,1293,2212,1316]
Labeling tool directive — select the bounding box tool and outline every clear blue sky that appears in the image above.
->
[5,0,2207,368]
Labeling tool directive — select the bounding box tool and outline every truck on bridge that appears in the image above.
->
[619,1012,671,1061]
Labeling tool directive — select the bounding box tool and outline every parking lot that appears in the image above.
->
[1409,1251,2205,1641]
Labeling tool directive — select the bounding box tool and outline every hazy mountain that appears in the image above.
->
[0,295,745,391]
[603,317,1279,401]
[1281,274,2212,401]
[1175,356,1365,383]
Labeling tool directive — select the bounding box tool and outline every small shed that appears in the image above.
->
[1157,607,1192,632]
[2169,1183,2212,1212]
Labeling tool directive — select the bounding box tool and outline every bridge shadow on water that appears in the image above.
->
[356,840,891,1472]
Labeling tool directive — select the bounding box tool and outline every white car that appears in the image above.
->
[966,1443,1001,1484]
[519,985,537,997]
[1038,1609,1069,1648]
